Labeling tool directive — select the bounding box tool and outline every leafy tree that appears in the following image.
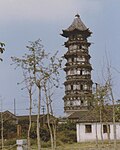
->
[0,42,5,61]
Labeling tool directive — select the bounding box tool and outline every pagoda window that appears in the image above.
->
[70,69,74,75]
[84,85,88,90]
[82,70,84,75]
[71,85,73,90]
[80,70,83,75]
[77,57,82,61]
[71,57,74,62]
[73,84,77,90]
[73,45,77,49]
[69,45,73,50]
[77,45,82,49]
[68,58,72,62]
[71,35,76,40]
[84,101,88,106]
[77,69,80,75]
[67,70,71,75]
[68,85,71,90]
[82,45,87,50]
[66,101,70,106]
[77,84,80,90]
[70,101,73,106]
[85,70,87,75]
[81,100,84,105]
[74,68,77,74]
[81,49,84,52]
[73,100,80,106]
[86,70,90,75]
[74,57,77,62]
[77,56,85,62]
[82,56,85,61]
[80,84,83,90]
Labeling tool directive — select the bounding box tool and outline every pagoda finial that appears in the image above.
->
[75,14,80,18]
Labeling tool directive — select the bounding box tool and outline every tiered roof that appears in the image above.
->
[61,14,92,37]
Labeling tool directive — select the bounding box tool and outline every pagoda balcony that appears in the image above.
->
[63,92,92,99]
[66,74,91,80]
[64,40,91,47]
[65,78,92,84]
[64,52,90,59]
[64,64,92,71]
[64,105,88,111]
[65,61,91,67]
[65,90,92,95]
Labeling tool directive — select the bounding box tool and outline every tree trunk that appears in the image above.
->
[47,114,54,150]
[1,109,4,150]
[37,86,41,150]
[52,121,57,149]
[100,108,104,145]
[95,122,98,148]
[106,123,110,144]
[44,83,54,150]
[110,87,117,150]
[27,90,32,150]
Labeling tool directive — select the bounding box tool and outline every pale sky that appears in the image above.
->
[0,0,120,116]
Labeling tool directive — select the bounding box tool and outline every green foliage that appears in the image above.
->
[30,123,50,142]
[40,126,50,142]
[0,42,5,61]
[58,130,76,144]
[115,105,120,121]
[0,120,17,139]
[57,121,76,143]
[57,121,76,131]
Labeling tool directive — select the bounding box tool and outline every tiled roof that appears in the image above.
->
[17,114,56,123]
[68,105,120,123]
[65,14,87,32]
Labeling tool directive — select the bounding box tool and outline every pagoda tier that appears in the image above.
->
[61,14,93,114]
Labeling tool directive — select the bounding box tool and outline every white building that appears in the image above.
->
[68,108,120,142]
[76,122,120,142]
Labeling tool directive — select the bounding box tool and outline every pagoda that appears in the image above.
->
[61,14,93,114]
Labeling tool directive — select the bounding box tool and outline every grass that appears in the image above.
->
[31,141,120,150]
[1,139,120,150]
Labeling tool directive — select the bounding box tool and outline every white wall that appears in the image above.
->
[76,122,120,142]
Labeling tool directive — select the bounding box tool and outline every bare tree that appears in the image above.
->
[42,52,62,150]
[104,52,117,149]
[22,70,34,150]
[11,57,35,150]
[11,39,62,150]
[25,40,48,150]
[94,53,117,149]
[106,67,117,149]
[93,81,112,147]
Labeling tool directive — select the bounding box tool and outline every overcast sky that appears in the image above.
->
[0,0,120,116]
